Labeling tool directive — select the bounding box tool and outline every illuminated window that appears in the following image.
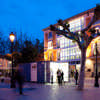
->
[58,35,81,61]
[48,32,52,39]
[58,36,76,48]
[71,56,73,59]
[60,38,64,48]
[69,17,84,32]
[57,39,60,48]
[73,56,75,59]
[48,41,53,49]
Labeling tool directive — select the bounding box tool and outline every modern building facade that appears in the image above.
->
[43,7,100,78]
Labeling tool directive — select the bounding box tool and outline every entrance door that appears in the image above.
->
[50,62,69,83]
[69,65,76,78]
[31,63,37,82]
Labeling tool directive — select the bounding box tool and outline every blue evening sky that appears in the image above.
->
[0,0,100,41]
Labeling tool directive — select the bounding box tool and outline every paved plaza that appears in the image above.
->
[0,79,100,100]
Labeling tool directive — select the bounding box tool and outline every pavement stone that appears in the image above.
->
[0,80,100,100]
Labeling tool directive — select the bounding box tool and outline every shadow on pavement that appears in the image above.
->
[23,87,37,91]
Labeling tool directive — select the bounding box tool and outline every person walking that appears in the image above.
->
[74,70,79,85]
[51,71,53,84]
[57,69,61,85]
[15,68,24,95]
[61,71,64,84]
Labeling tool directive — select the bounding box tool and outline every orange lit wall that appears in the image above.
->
[44,49,57,61]
[86,44,92,57]
[86,36,100,57]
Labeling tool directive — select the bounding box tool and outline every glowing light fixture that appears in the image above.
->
[95,27,99,30]
[9,32,15,42]
[78,31,81,34]
[9,32,16,88]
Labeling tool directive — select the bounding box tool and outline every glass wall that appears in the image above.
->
[69,17,84,32]
[56,17,84,61]
[57,37,77,49]
[57,36,81,61]
[60,47,81,61]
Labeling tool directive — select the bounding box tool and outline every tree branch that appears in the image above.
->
[81,13,97,33]
[87,34,97,47]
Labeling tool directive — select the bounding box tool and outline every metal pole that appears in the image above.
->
[94,42,99,87]
[10,42,16,88]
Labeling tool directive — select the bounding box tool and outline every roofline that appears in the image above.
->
[42,7,95,31]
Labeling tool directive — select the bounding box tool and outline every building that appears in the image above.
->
[0,55,11,77]
[43,7,100,78]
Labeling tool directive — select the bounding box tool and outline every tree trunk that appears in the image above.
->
[78,49,86,90]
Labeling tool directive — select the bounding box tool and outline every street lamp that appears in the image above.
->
[94,42,99,87]
[9,32,16,88]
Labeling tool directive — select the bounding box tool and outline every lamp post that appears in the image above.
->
[9,32,16,88]
[94,42,99,87]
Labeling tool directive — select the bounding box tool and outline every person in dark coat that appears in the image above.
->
[61,71,64,84]
[15,68,24,95]
[51,71,53,84]
[74,70,79,85]
[57,69,61,85]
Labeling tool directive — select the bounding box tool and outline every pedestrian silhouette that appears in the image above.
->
[15,68,24,95]
[57,69,61,85]
[74,70,79,85]
[51,71,53,84]
[61,71,64,84]
[71,70,74,78]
